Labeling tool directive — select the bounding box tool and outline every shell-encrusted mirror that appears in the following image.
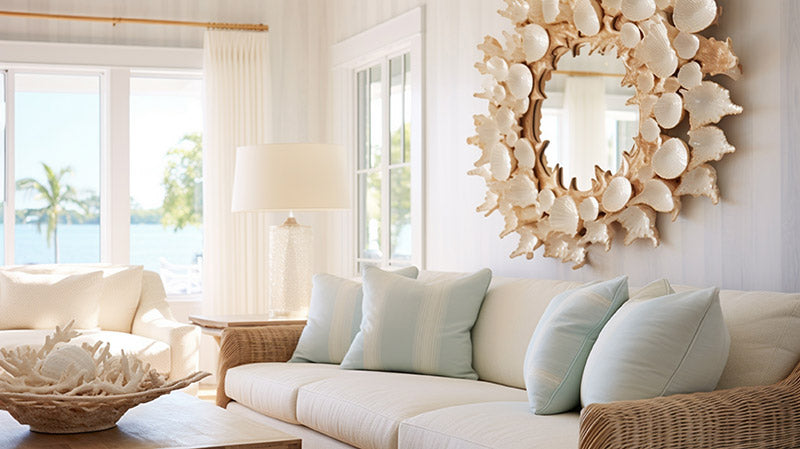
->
[469,0,742,268]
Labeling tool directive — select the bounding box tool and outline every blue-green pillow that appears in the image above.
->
[289,267,418,364]
[523,276,629,415]
[340,267,492,379]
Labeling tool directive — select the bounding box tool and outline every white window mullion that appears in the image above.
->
[380,58,391,266]
[102,68,131,264]
[4,69,15,265]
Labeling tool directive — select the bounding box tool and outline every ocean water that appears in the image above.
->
[9,223,202,273]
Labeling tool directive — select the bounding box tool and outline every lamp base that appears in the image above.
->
[268,216,312,319]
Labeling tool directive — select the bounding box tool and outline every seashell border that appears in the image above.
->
[469,0,742,269]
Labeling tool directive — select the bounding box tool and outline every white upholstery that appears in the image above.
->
[399,402,579,449]
[296,370,526,449]
[225,362,345,424]
[0,329,171,374]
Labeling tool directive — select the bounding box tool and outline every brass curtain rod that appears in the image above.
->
[0,10,269,31]
[553,70,623,78]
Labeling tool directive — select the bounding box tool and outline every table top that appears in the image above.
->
[0,392,301,449]
[189,314,306,329]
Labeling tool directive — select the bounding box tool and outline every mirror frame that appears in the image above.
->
[470,0,742,268]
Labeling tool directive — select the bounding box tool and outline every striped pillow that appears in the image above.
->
[523,276,629,415]
[289,267,418,364]
[340,267,492,379]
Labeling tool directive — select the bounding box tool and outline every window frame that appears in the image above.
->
[331,7,425,275]
[0,41,202,291]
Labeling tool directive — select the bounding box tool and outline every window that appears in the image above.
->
[1,42,203,297]
[335,8,424,273]
[130,75,203,295]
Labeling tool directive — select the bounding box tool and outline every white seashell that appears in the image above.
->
[637,22,678,79]
[682,81,743,129]
[505,0,531,24]
[494,106,516,135]
[653,138,689,179]
[507,64,534,100]
[620,22,642,48]
[519,205,544,222]
[675,164,719,203]
[580,220,612,250]
[673,0,718,33]
[637,71,655,93]
[677,62,703,89]
[630,179,675,212]
[673,32,700,59]
[653,92,684,129]
[542,0,560,23]
[481,77,507,104]
[490,142,513,181]
[486,56,509,82]
[41,345,97,381]
[477,190,499,214]
[602,0,622,15]
[476,116,502,148]
[687,126,735,170]
[510,226,538,259]
[616,205,658,246]
[579,197,600,222]
[514,138,536,170]
[549,196,580,235]
[506,130,519,147]
[538,189,555,212]
[522,24,550,62]
[574,0,601,36]
[621,0,656,21]
[640,94,658,117]
[602,177,633,212]
[506,175,539,207]
[640,117,661,142]
[512,97,530,115]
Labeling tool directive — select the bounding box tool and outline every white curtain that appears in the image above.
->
[202,30,272,315]
[564,76,607,190]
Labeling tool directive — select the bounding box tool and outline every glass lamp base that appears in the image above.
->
[268,216,312,319]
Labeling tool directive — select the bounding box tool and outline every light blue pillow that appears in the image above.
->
[523,276,628,415]
[289,267,418,364]
[340,267,492,379]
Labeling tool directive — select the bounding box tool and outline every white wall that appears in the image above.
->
[328,0,800,293]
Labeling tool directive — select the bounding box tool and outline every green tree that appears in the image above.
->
[17,163,88,262]
[162,132,203,231]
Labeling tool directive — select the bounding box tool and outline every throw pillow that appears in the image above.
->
[289,266,419,364]
[340,267,492,379]
[0,270,104,330]
[581,287,730,406]
[523,276,629,415]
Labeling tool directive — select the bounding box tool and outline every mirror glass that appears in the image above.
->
[541,46,638,191]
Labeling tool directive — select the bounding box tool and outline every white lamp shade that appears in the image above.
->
[232,143,350,212]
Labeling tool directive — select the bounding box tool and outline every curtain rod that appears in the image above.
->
[0,10,269,32]
[553,70,623,78]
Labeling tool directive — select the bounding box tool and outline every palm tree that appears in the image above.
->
[17,163,88,262]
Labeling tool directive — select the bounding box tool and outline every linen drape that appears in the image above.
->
[564,76,607,190]
[202,30,272,315]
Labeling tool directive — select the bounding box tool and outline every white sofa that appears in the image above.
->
[0,265,200,381]
[217,271,800,449]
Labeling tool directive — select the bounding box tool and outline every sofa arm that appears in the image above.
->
[216,324,305,408]
[579,362,800,449]
[132,314,200,381]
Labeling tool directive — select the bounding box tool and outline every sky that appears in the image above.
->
[10,73,201,211]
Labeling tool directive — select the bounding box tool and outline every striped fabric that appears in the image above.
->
[340,267,492,379]
[523,276,629,415]
[289,267,418,364]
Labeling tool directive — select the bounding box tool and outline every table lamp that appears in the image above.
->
[231,143,349,318]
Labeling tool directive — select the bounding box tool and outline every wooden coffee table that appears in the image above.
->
[0,392,301,448]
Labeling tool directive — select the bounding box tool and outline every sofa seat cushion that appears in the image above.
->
[225,362,345,424]
[0,329,171,375]
[296,370,527,449]
[399,402,579,449]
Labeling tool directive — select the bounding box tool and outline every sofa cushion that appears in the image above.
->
[341,268,492,379]
[225,362,345,424]
[290,267,418,364]
[399,402,579,449]
[296,370,526,449]
[0,270,104,330]
[3,264,144,333]
[0,329,171,374]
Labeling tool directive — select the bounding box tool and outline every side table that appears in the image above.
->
[189,314,306,344]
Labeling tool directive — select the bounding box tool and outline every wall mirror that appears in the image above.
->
[470,0,742,268]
